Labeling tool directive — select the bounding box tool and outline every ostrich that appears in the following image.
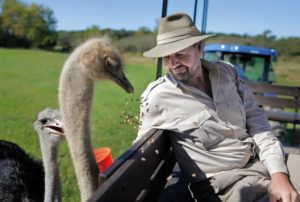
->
[34,108,64,202]
[58,37,134,201]
[0,140,44,201]
[0,108,64,202]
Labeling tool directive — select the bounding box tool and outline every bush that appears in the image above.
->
[116,34,155,53]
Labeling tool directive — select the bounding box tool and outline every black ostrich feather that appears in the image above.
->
[0,140,44,202]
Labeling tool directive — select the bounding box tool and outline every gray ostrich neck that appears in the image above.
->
[60,66,98,201]
[65,69,93,132]
[40,140,61,202]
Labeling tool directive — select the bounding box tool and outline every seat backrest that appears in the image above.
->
[246,82,300,110]
[89,130,176,202]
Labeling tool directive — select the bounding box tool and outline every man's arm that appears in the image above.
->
[232,68,299,201]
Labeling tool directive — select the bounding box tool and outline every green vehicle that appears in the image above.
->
[204,43,277,83]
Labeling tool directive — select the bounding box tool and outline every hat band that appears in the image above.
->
[157,26,200,45]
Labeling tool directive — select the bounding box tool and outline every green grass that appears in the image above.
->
[274,56,300,86]
[0,48,156,201]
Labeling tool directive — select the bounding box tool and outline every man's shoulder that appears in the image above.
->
[213,59,234,70]
[141,76,168,100]
[210,59,237,78]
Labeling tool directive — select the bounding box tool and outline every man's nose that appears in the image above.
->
[170,55,179,67]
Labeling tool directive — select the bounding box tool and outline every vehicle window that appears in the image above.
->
[204,52,221,61]
[204,52,274,82]
[244,57,264,81]
[224,54,247,80]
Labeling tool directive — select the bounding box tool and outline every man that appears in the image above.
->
[134,12,299,202]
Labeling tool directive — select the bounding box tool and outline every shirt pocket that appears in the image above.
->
[177,109,225,150]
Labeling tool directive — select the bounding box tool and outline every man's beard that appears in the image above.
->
[169,66,192,82]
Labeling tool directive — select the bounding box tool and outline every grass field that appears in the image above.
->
[0,48,299,200]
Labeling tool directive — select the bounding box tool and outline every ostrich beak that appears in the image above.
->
[114,73,134,93]
[106,68,134,93]
[44,119,65,136]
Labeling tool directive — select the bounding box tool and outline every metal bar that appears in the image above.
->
[193,0,198,23]
[156,0,168,79]
[201,0,209,34]
[292,95,299,145]
[262,57,270,82]
[161,0,168,17]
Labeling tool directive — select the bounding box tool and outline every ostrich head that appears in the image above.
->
[34,108,64,144]
[79,37,134,93]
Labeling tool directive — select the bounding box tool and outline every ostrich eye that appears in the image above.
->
[105,56,117,68]
[40,119,47,125]
[105,57,112,67]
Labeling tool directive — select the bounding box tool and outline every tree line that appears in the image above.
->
[1,0,300,58]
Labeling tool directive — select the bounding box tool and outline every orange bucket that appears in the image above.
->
[93,147,113,172]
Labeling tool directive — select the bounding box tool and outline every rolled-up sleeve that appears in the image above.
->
[252,131,288,175]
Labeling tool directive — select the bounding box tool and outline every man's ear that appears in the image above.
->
[197,42,203,51]
[195,42,204,57]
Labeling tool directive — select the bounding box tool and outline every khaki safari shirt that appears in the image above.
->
[135,59,287,181]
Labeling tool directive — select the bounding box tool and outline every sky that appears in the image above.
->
[21,0,300,38]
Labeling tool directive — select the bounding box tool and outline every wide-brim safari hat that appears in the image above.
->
[143,13,214,58]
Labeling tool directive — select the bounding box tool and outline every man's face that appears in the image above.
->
[163,44,201,82]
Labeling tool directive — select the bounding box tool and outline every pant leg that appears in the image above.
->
[158,165,222,202]
[158,171,191,202]
[188,181,222,202]
[286,153,300,193]
[188,159,271,202]
[218,175,270,202]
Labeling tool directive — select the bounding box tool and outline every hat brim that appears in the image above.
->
[143,34,214,58]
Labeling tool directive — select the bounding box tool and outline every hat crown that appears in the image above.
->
[158,13,194,35]
[143,12,214,58]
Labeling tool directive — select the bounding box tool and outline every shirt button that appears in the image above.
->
[193,121,198,126]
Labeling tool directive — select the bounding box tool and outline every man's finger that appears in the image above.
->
[291,191,299,202]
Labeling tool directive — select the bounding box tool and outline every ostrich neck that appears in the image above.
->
[60,67,94,132]
[59,65,99,201]
[40,140,61,202]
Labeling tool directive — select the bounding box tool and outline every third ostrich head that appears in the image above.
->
[34,108,64,146]
[79,37,134,93]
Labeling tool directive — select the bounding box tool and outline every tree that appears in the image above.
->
[56,31,73,52]
[25,3,57,48]
[0,0,57,48]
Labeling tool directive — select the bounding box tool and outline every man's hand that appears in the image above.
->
[269,172,299,202]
